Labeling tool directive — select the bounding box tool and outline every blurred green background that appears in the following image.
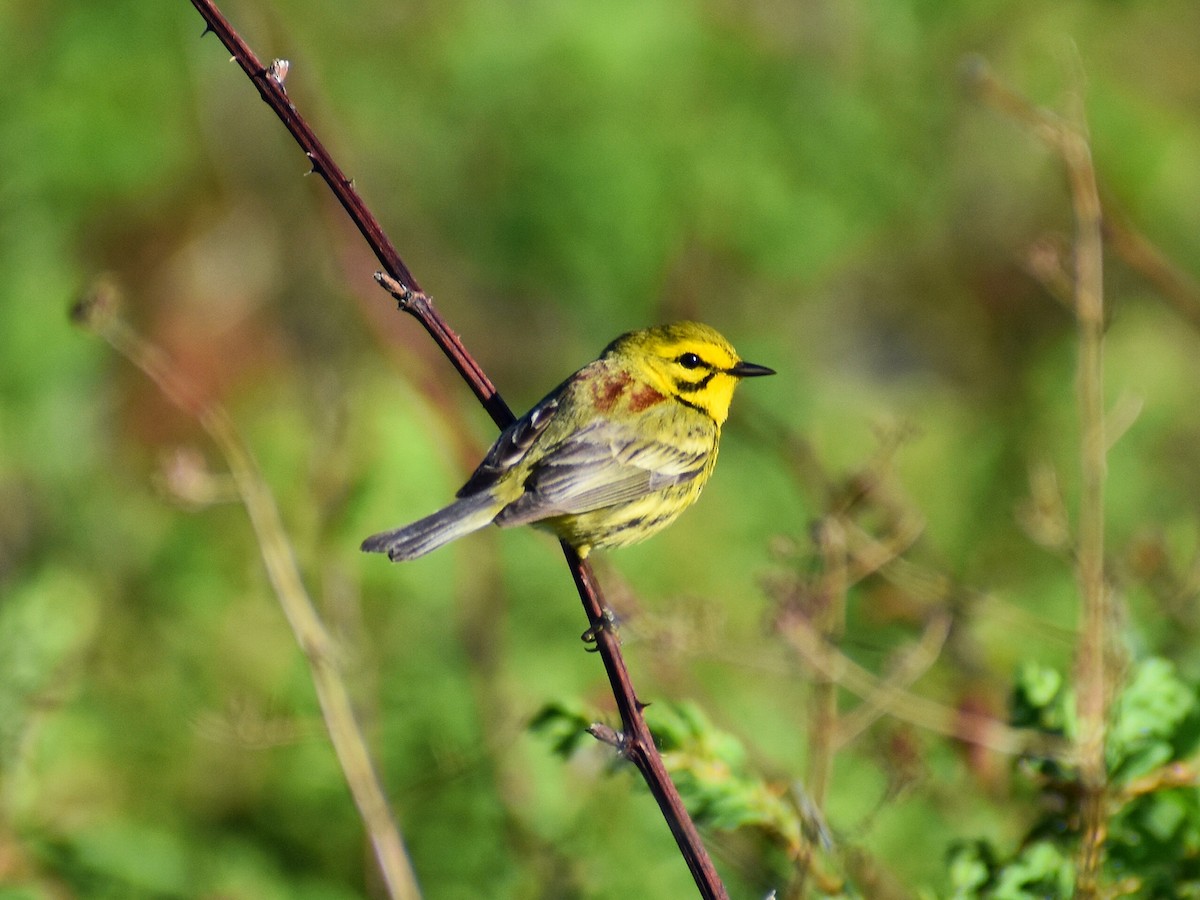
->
[3,0,1200,897]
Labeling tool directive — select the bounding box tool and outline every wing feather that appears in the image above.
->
[494,418,712,527]
[456,383,565,497]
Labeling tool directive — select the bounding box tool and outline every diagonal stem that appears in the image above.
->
[72,289,422,900]
[186,0,511,431]
[186,2,728,896]
[564,547,729,900]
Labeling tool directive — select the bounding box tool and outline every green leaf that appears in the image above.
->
[990,841,1074,899]
[1011,662,1075,739]
[0,569,99,763]
[946,840,995,896]
[1108,658,1197,782]
[528,700,599,757]
[646,703,804,849]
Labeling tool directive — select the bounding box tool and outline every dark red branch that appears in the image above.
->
[189,0,511,429]
[564,547,728,897]
[186,2,728,898]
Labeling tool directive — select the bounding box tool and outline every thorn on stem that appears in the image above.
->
[587,723,624,750]
[268,58,291,89]
[373,271,423,312]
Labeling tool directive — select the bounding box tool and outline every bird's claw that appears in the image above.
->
[581,608,619,649]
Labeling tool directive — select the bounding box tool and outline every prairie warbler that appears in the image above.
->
[362,321,773,560]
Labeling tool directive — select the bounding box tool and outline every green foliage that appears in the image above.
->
[0,570,99,767]
[535,700,813,894]
[533,700,806,845]
[1108,658,1200,782]
[529,700,597,758]
[947,840,1075,899]
[1012,662,1076,739]
[645,702,804,851]
[951,660,1200,897]
[4,0,1200,897]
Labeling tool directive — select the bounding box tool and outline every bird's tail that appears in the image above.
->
[361,492,503,561]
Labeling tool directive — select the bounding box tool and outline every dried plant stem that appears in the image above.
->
[968,57,1111,896]
[186,2,728,896]
[75,294,421,900]
[1063,84,1109,900]
[1103,214,1200,331]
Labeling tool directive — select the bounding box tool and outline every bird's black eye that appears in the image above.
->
[676,352,703,369]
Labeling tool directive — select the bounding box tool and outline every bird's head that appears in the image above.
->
[603,321,774,425]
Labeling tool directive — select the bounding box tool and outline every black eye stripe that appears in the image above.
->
[673,371,716,393]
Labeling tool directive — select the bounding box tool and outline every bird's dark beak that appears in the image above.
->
[728,361,776,378]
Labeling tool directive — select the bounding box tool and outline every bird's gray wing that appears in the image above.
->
[456,381,566,497]
[493,417,712,527]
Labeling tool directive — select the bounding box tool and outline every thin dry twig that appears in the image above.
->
[71,281,422,900]
[833,611,952,750]
[1117,762,1200,801]
[1103,214,1200,330]
[775,603,1068,760]
[186,3,729,897]
[787,517,848,900]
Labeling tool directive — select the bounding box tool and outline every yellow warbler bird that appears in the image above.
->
[362,321,774,561]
